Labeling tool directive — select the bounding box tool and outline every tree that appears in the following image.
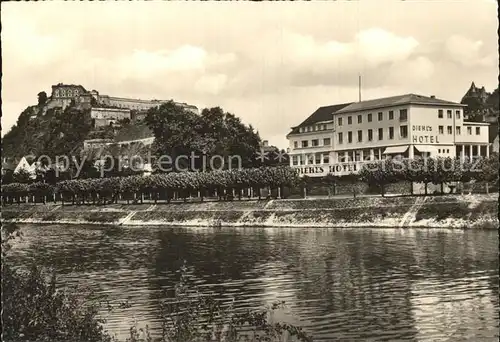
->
[37,91,48,106]
[145,103,262,172]
[359,159,397,197]
[2,170,15,185]
[13,169,33,184]
[475,154,499,194]
[322,173,340,197]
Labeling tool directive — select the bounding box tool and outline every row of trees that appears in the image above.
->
[2,166,300,205]
[330,155,498,196]
[2,156,498,204]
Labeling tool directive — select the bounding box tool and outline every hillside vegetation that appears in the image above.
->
[2,105,93,159]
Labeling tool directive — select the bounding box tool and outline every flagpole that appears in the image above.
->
[358,74,361,102]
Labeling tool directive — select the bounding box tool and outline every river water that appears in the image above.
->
[7,224,499,341]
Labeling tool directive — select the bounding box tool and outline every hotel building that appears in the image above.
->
[287,94,491,177]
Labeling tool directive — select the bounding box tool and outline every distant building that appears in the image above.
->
[83,139,115,150]
[42,83,199,115]
[260,140,276,153]
[461,82,499,122]
[90,107,131,127]
[462,82,490,105]
[90,90,199,114]
[287,94,491,177]
[13,156,38,179]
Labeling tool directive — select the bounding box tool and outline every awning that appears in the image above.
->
[383,145,409,154]
[414,145,437,153]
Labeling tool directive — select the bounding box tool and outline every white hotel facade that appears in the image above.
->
[286,94,491,177]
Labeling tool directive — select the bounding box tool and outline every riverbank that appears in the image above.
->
[1,194,498,229]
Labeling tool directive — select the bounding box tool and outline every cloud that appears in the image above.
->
[195,74,228,95]
[357,28,419,66]
[1,1,498,149]
[118,46,208,78]
[445,35,496,67]
[387,57,435,86]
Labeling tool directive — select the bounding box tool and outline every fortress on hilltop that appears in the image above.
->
[43,83,199,114]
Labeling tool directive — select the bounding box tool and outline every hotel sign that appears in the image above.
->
[412,125,440,144]
[294,163,362,176]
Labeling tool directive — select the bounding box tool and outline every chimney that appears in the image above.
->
[262,140,269,147]
[430,95,435,99]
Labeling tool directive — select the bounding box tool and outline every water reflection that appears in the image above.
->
[8,225,499,341]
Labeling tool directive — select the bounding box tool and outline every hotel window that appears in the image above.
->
[438,109,443,118]
[307,126,312,132]
[338,132,343,144]
[301,140,309,148]
[447,110,452,119]
[400,125,408,139]
[363,149,371,161]
[323,154,330,164]
[315,153,322,164]
[456,126,461,135]
[307,154,314,164]
[389,111,394,120]
[323,138,331,146]
[368,129,373,141]
[378,112,383,121]
[299,155,305,165]
[292,156,298,165]
[438,149,441,153]
[438,126,444,134]
[378,128,383,140]
[313,126,317,132]
[446,149,450,153]
[399,109,408,122]
[294,141,298,148]
[456,110,461,119]
[357,130,363,142]
[447,126,452,134]
[368,113,372,122]
[476,127,480,135]
[338,117,343,126]
[323,124,327,130]
[348,116,352,125]
[467,127,472,135]
[389,127,394,139]
[348,131,353,143]
[355,151,362,162]
[358,115,362,124]
[311,139,319,147]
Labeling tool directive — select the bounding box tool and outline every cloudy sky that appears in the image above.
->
[1,1,498,148]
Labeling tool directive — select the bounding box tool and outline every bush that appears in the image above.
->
[1,225,115,342]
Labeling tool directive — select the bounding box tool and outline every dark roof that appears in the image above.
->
[335,94,464,114]
[288,103,352,136]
